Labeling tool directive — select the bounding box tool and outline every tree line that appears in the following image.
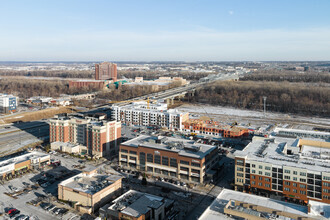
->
[186,80,330,117]
[0,70,93,78]
[0,78,98,98]
[242,70,330,83]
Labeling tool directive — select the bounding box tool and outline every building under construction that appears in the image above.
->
[182,119,249,138]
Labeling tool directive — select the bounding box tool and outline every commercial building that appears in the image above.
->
[234,132,330,205]
[119,135,219,183]
[199,189,328,220]
[58,168,122,214]
[69,80,106,89]
[273,127,330,140]
[95,62,117,81]
[111,101,189,130]
[182,119,249,138]
[100,190,173,220]
[50,142,87,155]
[0,151,50,180]
[0,94,18,113]
[49,113,121,158]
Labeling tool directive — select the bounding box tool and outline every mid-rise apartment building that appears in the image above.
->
[234,132,330,205]
[49,113,121,158]
[0,94,18,113]
[111,101,189,130]
[95,62,117,81]
[182,119,249,138]
[119,135,219,183]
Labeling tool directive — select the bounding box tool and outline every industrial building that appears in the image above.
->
[95,62,117,81]
[199,189,328,220]
[273,127,330,140]
[0,94,18,113]
[49,113,121,158]
[0,151,50,180]
[111,101,189,130]
[234,131,330,205]
[99,190,174,220]
[119,135,219,183]
[182,119,250,138]
[58,168,122,214]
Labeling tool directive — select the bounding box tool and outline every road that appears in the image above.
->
[0,121,49,156]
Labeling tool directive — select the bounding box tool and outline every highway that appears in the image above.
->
[0,121,49,156]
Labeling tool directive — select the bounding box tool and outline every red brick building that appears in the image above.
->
[49,114,121,158]
[95,62,117,82]
[182,119,249,138]
[69,80,105,89]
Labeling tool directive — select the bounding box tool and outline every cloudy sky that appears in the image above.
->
[0,0,330,61]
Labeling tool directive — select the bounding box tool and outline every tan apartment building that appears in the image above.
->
[49,113,121,158]
[234,133,330,205]
[58,168,122,214]
[119,135,219,183]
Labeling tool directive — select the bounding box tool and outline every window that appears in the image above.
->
[265,184,270,188]
[252,176,255,179]
[258,171,262,175]
[284,170,290,174]
[293,177,297,181]
[121,149,128,153]
[265,166,271,170]
[121,155,127,159]
[147,153,153,163]
[323,176,330,181]
[252,164,256,168]
[237,173,243,177]
[265,172,271,177]
[191,162,200,167]
[293,171,297,175]
[252,170,256,174]
[265,178,270,182]
[191,169,200,174]
[129,156,136,160]
[258,183,262,186]
[170,158,177,167]
[293,189,297,193]
[324,182,330,187]
[300,191,306,195]
[180,166,189,171]
[237,167,243,172]
[300,172,306,176]
[130,150,137,155]
[293,183,297,187]
[284,187,290,192]
[154,155,161,164]
[285,182,290,186]
[259,165,263,169]
[284,175,290,180]
[300,178,306,183]
[252,181,255,185]
[300,184,306,189]
[180,160,189,165]
[259,177,263,181]
[236,159,244,166]
[162,156,169,166]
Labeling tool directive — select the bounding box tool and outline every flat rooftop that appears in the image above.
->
[0,151,50,174]
[59,172,122,195]
[108,190,164,218]
[121,135,217,159]
[235,136,330,173]
[199,189,322,220]
[274,127,330,140]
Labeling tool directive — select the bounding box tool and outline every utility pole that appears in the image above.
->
[263,96,267,117]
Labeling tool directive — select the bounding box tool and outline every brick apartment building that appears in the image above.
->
[119,135,219,183]
[182,119,249,138]
[95,62,117,81]
[69,80,105,89]
[49,113,121,158]
[234,131,330,205]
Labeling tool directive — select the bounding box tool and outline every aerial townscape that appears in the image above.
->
[0,1,329,220]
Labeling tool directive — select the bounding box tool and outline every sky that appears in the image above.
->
[0,0,330,61]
